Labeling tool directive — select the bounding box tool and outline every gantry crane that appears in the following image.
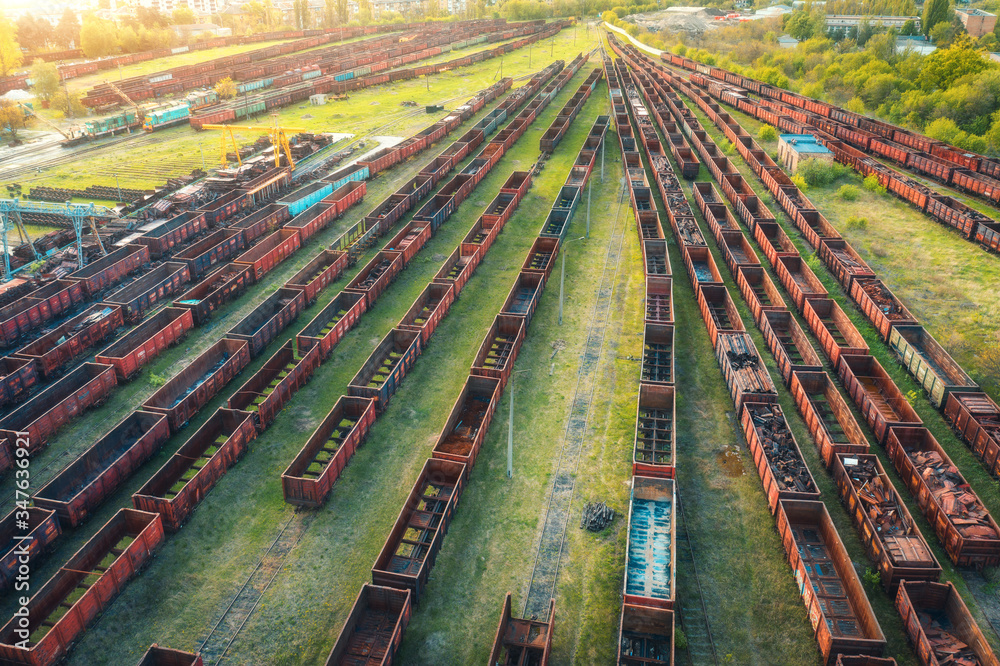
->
[201,115,305,170]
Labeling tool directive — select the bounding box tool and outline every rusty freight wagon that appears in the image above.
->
[325,584,411,666]
[296,290,367,359]
[644,276,673,325]
[624,476,676,610]
[137,645,204,666]
[433,245,481,297]
[132,409,257,532]
[696,285,744,349]
[944,391,1000,478]
[885,426,1000,568]
[227,340,321,432]
[790,371,870,468]
[849,279,917,343]
[896,581,999,666]
[67,244,149,297]
[104,262,191,324]
[0,509,164,666]
[398,282,455,347]
[501,271,545,326]
[141,338,250,432]
[370,458,466,603]
[718,230,761,275]
[641,323,674,388]
[284,202,336,244]
[618,604,674,666]
[345,251,403,309]
[33,411,171,528]
[643,240,670,276]
[0,363,117,456]
[754,221,800,266]
[347,328,422,413]
[0,507,60,593]
[776,499,886,664]
[135,211,207,258]
[95,307,194,381]
[819,239,876,289]
[413,194,455,233]
[737,266,784,326]
[488,593,554,666]
[775,255,828,313]
[431,375,501,473]
[521,237,559,284]
[233,228,301,281]
[0,356,38,409]
[14,305,123,379]
[383,221,431,267]
[741,403,820,514]
[462,218,499,256]
[284,250,349,306]
[24,280,86,323]
[802,299,870,371]
[230,203,290,244]
[633,383,675,479]
[226,287,305,359]
[470,314,525,391]
[323,179,367,217]
[888,326,978,410]
[682,246,723,291]
[173,263,254,326]
[715,332,777,415]
[282,396,376,508]
[832,453,940,590]
[759,310,824,387]
[173,228,245,278]
[838,354,922,445]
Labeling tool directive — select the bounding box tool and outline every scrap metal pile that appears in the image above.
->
[749,408,816,494]
[581,501,615,532]
[920,611,985,666]
[911,449,1000,540]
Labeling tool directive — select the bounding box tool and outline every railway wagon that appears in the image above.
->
[462,217,499,256]
[347,328,423,413]
[323,180,367,217]
[775,255,828,313]
[229,203,290,244]
[618,604,674,666]
[838,354,923,445]
[434,244,482,298]
[141,338,250,432]
[33,411,171,528]
[488,593,554,666]
[718,230,761,276]
[849,279,918,343]
[644,276,673,326]
[345,251,404,309]
[0,509,164,666]
[736,266,784,326]
[412,194,456,234]
[136,646,204,666]
[888,325,978,410]
[24,280,87,325]
[173,228,245,278]
[741,402,820,514]
[944,391,1000,478]
[469,314,526,391]
[135,212,207,258]
[885,426,1000,568]
[227,340,321,432]
[282,396,377,508]
[284,202,336,244]
[715,332,777,415]
[682,246,723,291]
[499,170,532,203]
[226,287,305,359]
[325,584,411,666]
[819,239,876,290]
[802,298,870,371]
[776,499,886,664]
[759,309,824,387]
[0,293,64,348]
[633,382,675,479]
[790,370,870,468]
[641,322,674,388]
[365,192,412,236]
[895,581,999,666]
[642,240,670,277]
[831,452,940,591]
[0,507,61,593]
[430,375,501,474]
[67,244,149,297]
[370,458,467,603]
[696,285,744,349]
[0,363,117,456]
[754,221,799,267]
[196,191,247,226]
[0,357,38,409]
[384,221,432,267]
[13,305,123,379]
[132,410,257,532]
[501,271,545,326]
[482,192,518,230]
[276,181,334,217]
[624,475,676,610]
[172,263,255,326]
[437,174,475,208]
[95,307,194,382]
[321,164,368,192]
[104,262,191,324]
[521,237,560,284]
[233,228,302,281]
[284,250,349,306]
[295,290,367,359]
[398,282,455,347]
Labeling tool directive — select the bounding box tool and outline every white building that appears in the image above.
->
[133,0,223,16]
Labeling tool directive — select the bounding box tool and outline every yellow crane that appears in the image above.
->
[201,116,305,170]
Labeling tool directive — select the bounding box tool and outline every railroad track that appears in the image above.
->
[522,167,629,620]
[198,510,316,665]
[675,494,719,666]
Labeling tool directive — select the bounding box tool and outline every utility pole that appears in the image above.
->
[559,236,586,325]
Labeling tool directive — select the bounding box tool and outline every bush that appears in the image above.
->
[791,174,808,190]
[796,158,849,187]
[845,214,868,230]
[757,125,778,142]
[863,174,887,195]
[722,140,737,155]
[837,184,859,201]
[674,628,688,650]
[862,567,881,592]
[149,372,168,387]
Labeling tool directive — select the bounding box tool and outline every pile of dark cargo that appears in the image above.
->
[725,349,759,370]
[843,457,910,536]
[920,611,984,665]
[909,449,999,540]
[750,407,816,494]
[581,501,614,532]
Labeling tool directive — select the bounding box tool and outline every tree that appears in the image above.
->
[215,76,237,99]
[54,9,80,49]
[923,34,993,90]
[30,59,60,103]
[922,0,949,37]
[900,19,916,36]
[336,0,349,23]
[324,0,336,27]
[0,101,25,142]
[80,16,118,58]
[0,18,22,77]
[172,7,197,24]
[137,6,170,29]
[119,25,140,52]
[17,15,53,52]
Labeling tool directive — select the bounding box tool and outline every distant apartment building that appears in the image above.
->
[825,14,920,30]
[956,8,997,37]
[134,0,222,15]
[347,0,466,18]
